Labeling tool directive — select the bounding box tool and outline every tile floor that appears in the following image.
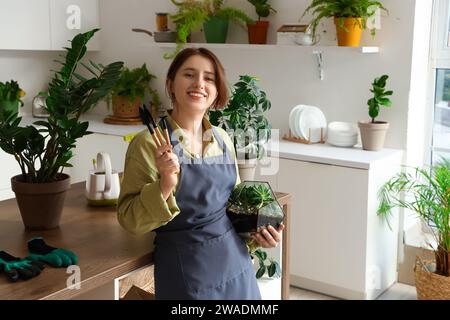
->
[289,283,417,300]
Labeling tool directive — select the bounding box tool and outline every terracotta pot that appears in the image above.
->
[334,17,363,47]
[247,21,269,44]
[11,173,71,230]
[358,121,389,151]
[112,96,142,118]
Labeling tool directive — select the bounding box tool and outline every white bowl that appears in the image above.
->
[328,121,358,136]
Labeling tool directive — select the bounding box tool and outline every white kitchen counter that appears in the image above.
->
[20,113,403,169]
[268,140,403,170]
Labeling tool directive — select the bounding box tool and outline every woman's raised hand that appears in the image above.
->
[155,144,180,199]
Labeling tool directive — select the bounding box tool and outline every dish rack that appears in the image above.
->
[282,128,326,144]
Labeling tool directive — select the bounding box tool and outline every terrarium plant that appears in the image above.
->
[0,28,123,229]
[300,0,388,46]
[106,63,161,121]
[251,248,281,279]
[247,0,277,44]
[209,75,272,161]
[166,0,254,58]
[0,80,26,121]
[227,181,283,234]
[378,158,450,298]
[358,74,393,151]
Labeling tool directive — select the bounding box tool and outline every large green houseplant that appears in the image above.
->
[378,158,450,299]
[209,75,272,180]
[300,0,388,46]
[0,28,123,230]
[105,63,161,123]
[358,74,393,151]
[166,0,254,58]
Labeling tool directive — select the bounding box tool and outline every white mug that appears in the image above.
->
[85,152,120,206]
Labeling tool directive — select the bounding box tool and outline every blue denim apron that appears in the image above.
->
[153,123,261,300]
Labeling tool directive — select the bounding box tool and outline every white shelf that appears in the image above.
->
[141,42,379,53]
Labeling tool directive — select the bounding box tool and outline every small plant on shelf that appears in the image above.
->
[300,0,388,47]
[166,0,254,58]
[106,63,161,121]
[0,80,26,121]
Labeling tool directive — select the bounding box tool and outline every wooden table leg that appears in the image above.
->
[281,202,291,300]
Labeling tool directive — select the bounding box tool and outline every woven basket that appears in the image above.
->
[414,257,450,300]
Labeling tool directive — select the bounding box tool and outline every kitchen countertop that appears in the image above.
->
[20,113,404,169]
[0,181,154,300]
[268,140,403,170]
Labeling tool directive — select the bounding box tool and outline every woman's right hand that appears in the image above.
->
[155,144,180,199]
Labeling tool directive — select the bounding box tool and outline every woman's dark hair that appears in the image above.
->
[165,47,228,109]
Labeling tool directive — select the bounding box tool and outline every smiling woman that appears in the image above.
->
[117,47,284,300]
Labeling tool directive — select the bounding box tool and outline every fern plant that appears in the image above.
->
[166,0,254,59]
[0,29,123,183]
[300,0,388,39]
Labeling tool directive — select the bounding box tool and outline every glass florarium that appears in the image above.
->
[227,181,284,236]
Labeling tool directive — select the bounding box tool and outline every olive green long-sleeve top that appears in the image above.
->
[118,114,244,234]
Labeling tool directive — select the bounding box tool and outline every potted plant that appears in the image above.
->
[300,0,388,47]
[166,0,254,59]
[251,248,281,279]
[0,80,25,121]
[378,158,450,299]
[209,75,272,180]
[104,64,161,125]
[0,29,123,230]
[226,181,284,235]
[358,74,393,151]
[247,0,277,44]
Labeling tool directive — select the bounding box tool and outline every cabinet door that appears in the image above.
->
[0,0,51,50]
[278,158,369,293]
[49,0,99,50]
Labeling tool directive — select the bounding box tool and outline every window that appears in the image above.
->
[432,69,450,164]
[431,1,450,165]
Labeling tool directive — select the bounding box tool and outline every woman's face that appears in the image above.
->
[169,54,218,117]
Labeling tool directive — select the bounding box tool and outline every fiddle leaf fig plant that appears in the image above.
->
[248,0,277,21]
[0,28,123,183]
[367,74,393,123]
[209,75,272,160]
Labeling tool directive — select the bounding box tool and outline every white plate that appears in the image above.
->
[299,106,327,143]
[293,105,307,139]
[289,105,301,137]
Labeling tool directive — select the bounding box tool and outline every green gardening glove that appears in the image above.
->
[26,237,78,268]
[0,250,45,282]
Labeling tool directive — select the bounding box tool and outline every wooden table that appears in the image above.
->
[0,182,291,300]
[0,181,154,300]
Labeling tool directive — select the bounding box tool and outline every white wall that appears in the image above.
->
[94,0,416,150]
[0,0,418,150]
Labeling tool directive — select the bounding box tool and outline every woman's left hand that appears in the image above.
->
[252,223,285,248]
